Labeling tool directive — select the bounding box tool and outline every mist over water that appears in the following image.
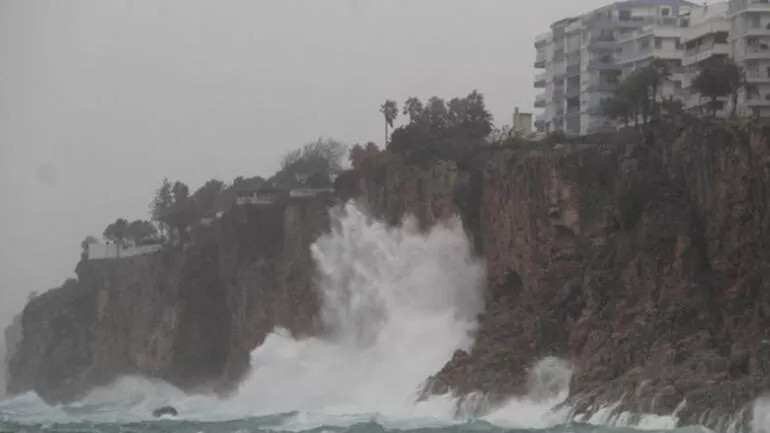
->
[1,203,766,433]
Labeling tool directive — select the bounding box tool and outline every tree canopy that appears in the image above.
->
[602,60,671,128]
[388,90,493,153]
[126,220,159,245]
[191,179,225,217]
[692,57,743,117]
[349,142,380,170]
[273,138,347,188]
[103,218,129,246]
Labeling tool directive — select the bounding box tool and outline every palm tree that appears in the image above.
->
[380,100,399,145]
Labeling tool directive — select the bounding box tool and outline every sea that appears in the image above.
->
[1,204,768,433]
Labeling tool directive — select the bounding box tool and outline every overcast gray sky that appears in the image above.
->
[0,0,618,333]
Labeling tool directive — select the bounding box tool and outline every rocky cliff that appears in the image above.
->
[346,123,770,430]
[7,122,770,430]
[7,195,333,403]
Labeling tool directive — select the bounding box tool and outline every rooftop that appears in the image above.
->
[616,0,696,6]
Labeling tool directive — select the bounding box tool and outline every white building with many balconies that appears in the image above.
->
[533,0,696,136]
[730,0,770,117]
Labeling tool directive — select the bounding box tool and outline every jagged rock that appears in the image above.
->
[152,405,178,418]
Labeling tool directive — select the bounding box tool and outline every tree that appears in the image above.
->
[380,100,398,146]
[349,143,366,169]
[603,61,670,130]
[192,179,225,217]
[103,218,129,257]
[150,178,173,239]
[425,96,449,132]
[155,181,194,246]
[456,90,493,139]
[274,138,347,188]
[126,220,159,245]
[402,97,425,124]
[692,57,743,117]
[389,91,494,153]
[349,142,380,170]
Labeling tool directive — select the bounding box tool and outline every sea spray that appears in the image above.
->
[225,203,486,417]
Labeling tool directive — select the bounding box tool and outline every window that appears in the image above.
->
[752,14,761,29]
[619,10,631,21]
[661,7,671,17]
[655,38,663,49]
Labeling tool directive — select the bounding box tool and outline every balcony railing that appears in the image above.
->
[535,32,551,48]
[534,72,548,88]
[587,82,617,92]
[566,64,581,76]
[731,0,770,13]
[588,39,619,51]
[535,94,546,108]
[746,72,770,83]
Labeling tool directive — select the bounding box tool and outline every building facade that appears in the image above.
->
[534,0,770,132]
[730,0,770,117]
[534,0,695,136]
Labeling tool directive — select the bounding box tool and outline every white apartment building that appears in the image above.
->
[534,0,695,136]
[534,0,770,134]
[730,0,770,117]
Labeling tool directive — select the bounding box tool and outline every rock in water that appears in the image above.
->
[152,406,178,418]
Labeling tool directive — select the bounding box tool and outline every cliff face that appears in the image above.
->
[7,196,332,403]
[353,125,770,429]
[9,124,770,430]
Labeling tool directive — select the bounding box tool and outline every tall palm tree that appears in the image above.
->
[380,100,398,145]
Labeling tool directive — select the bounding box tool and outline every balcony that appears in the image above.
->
[535,52,546,68]
[566,64,581,76]
[594,17,653,30]
[746,72,770,83]
[566,86,581,98]
[683,43,730,66]
[535,32,551,48]
[534,72,548,88]
[745,47,770,60]
[587,82,617,93]
[535,94,547,108]
[734,0,770,14]
[746,93,770,106]
[588,59,621,71]
[588,39,619,52]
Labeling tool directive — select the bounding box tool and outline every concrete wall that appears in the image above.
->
[88,243,162,260]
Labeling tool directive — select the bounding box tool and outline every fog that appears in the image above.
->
[0,0,615,393]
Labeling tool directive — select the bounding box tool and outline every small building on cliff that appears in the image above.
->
[235,187,286,205]
[87,242,162,260]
